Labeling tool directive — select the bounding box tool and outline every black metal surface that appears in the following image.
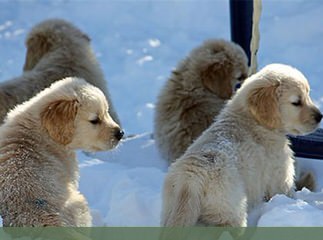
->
[229,0,253,65]
[289,128,323,160]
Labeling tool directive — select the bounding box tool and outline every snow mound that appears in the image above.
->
[257,189,323,226]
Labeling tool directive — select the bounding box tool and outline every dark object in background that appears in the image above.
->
[230,0,323,161]
[230,0,253,66]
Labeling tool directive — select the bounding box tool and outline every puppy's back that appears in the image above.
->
[24,19,120,125]
[23,19,90,71]
[0,19,120,126]
[154,39,248,163]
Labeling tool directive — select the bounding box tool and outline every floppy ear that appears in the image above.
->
[247,81,281,129]
[41,99,79,145]
[23,34,52,71]
[200,55,233,100]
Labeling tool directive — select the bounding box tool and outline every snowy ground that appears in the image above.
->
[1,0,323,227]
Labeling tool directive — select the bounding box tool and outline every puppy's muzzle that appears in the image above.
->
[313,108,323,124]
[114,128,124,141]
[311,106,323,124]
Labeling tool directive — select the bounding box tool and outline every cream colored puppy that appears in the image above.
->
[0,19,120,125]
[154,39,248,163]
[0,77,123,226]
[161,64,322,227]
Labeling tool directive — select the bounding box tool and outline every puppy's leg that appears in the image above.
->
[64,190,92,227]
[161,176,202,226]
[195,170,248,240]
[198,169,248,227]
[268,157,295,198]
[161,159,206,226]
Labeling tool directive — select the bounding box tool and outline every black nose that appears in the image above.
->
[114,129,124,141]
[315,111,323,123]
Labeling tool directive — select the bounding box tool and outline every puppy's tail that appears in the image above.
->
[161,163,204,226]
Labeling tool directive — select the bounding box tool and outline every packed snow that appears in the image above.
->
[1,0,323,227]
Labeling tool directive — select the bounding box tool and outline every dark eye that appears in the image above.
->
[89,117,101,124]
[292,100,302,107]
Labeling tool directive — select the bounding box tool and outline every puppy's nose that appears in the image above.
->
[314,111,323,123]
[114,128,124,141]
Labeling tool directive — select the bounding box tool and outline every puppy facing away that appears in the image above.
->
[0,18,120,125]
[0,77,123,226]
[154,39,248,163]
[161,64,322,227]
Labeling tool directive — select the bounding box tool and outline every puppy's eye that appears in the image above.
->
[237,74,247,82]
[292,100,302,107]
[89,118,101,124]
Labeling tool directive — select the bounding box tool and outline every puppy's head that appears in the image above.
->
[24,19,90,71]
[40,77,123,151]
[242,64,322,135]
[188,39,248,99]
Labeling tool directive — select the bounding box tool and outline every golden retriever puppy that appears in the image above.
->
[0,77,123,226]
[154,39,248,163]
[161,64,322,227]
[0,18,120,125]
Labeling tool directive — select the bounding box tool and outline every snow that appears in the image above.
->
[78,134,167,226]
[1,0,323,228]
[257,191,323,226]
[148,38,161,48]
[136,55,154,65]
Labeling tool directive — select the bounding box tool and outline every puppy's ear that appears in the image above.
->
[41,99,79,145]
[247,80,281,129]
[23,34,52,71]
[200,54,233,100]
[81,33,91,42]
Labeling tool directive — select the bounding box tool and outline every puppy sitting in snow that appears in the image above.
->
[154,39,248,163]
[0,77,123,226]
[161,64,322,227]
[0,18,120,125]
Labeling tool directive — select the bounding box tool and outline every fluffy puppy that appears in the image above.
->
[161,64,322,227]
[154,39,248,163]
[0,77,123,226]
[0,19,120,125]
